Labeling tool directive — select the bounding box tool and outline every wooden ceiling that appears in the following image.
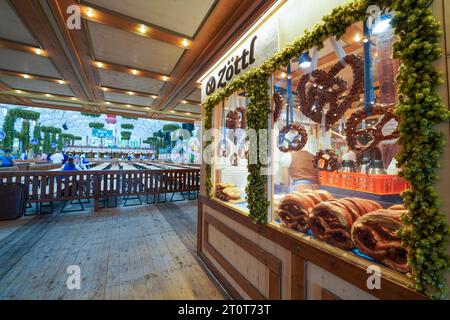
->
[0,0,275,122]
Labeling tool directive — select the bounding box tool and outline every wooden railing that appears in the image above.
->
[0,168,200,210]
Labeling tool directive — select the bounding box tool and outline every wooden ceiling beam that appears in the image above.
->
[154,0,277,112]
[0,68,66,85]
[9,0,89,101]
[0,80,33,105]
[100,86,158,99]
[0,38,48,56]
[92,60,170,82]
[48,0,104,103]
[77,2,191,49]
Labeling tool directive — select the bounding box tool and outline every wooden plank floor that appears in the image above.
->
[0,200,227,300]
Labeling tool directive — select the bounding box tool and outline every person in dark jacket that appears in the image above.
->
[0,148,15,167]
[60,157,81,171]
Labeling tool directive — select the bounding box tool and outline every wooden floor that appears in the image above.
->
[0,200,227,300]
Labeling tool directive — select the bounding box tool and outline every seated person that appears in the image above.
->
[74,155,87,170]
[0,148,15,167]
[60,157,82,171]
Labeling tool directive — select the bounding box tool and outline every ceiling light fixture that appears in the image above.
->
[45,94,52,97]
[151,95,158,99]
[161,76,169,81]
[299,51,312,69]
[182,39,189,47]
[23,74,30,79]
[372,13,392,35]
[354,33,361,42]
[86,8,95,18]
[35,48,43,55]
[131,69,138,75]
[101,87,108,91]
[139,24,147,34]
[127,91,135,95]
[71,97,77,101]
[96,61,104,68]
[181,100,187,104]
[15,90,22,93]
[58,80,65,85]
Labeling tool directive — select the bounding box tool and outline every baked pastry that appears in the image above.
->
[222,187,241,200]
[351,209,410,273]
[278,190,334,233]
[309,197,382,249]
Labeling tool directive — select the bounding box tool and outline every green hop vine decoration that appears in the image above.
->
[391,0,450,299]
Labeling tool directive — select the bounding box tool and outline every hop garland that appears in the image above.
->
[391,0,450,299]
[202,0,449,297]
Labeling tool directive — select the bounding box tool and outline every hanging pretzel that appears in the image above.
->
[345,104,400,153]
[312,149,340,171]
[225,107,246,129]
[273,92,284,123]
[278,122,308,153]
[297,54,364,130]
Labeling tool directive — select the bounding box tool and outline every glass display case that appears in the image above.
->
[269,21,410,275]
[211,90,251,213]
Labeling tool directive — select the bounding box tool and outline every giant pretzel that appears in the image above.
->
[312,149,340,171]
[297,54,364,130]
[345,104,400,153]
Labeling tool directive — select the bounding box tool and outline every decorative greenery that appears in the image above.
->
[1,108,40,150]
[162,124,180,132]
[58,133,75,149]
[122,116,138,120]
[80,112,101,118]
[391,0,450,299]
[41,126,61,153]
[19,120,30,153]
[88,122,104,129]
[120,131,132,140]
[201,0,449,297]
[121,123,134,130]
[32,123,41,154]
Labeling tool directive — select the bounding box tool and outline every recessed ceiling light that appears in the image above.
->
[126,104,131,107]
[162,76,169,81]
[131,69,138,75]
[15,90,22,93]
[58,80,65,85]
[71,97,77,101]
[182,39,189,47]
[127,91,135,95]
[86,8,94,18]
[145,107,150,110]
[45,94,52,97]
[354,33,361,42]
[139,24,147,34]
[23,74,30,79]
[281,72,286,79]
[105,101,110,105]
[35,48,43,55]
[96,61,104,68]
[170,110,175,113]
[101,87,108,91]
[181,100,187,104]
[151,95,158,99]
[186,112,191,115]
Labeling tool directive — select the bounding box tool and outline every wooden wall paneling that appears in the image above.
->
[291,253,306,300]
[202,211,282,299]
[9,0,89,101]
[199,196,425,300]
